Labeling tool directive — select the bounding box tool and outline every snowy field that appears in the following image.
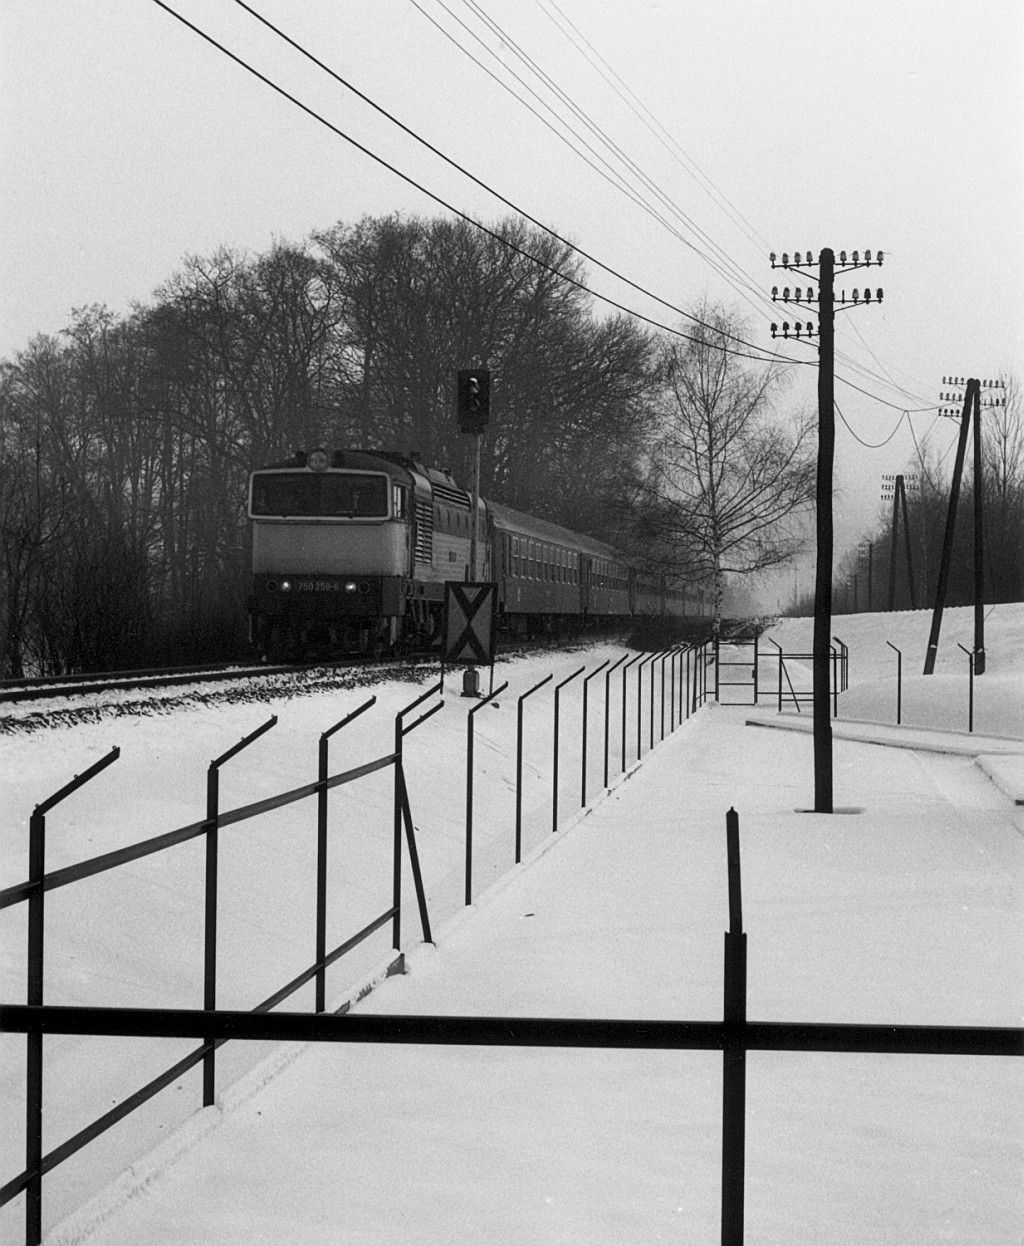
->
[1,604,1022,1243]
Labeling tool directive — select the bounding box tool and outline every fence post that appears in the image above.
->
[466,681,508,904]
[553,667,585,834]
[637,653,656,761]
[722,807,747,1246]
[830,646,839,719]
[317,697,376,1012]
[582,660,610,808]
[685,646,691,719]
[603,654,628,789]
[516,674,552,864]
[621,653,643,774]
[395,683,444,949]
[958,644,975,733]
[22,746,121,1246]
[885,641,902,726]
[205,717,276,1107]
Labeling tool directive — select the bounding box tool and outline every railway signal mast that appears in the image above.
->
[455,368,491,696]
[771,248,885,813]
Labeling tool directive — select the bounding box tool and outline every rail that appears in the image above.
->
[1,688,438,1244]
[3,809,1018,1244]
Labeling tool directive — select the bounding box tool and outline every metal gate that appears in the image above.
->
[714,636,760,705]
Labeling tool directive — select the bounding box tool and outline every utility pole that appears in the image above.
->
[926,378,1004,674]
[772,248,884,813]
[882,473,917,610]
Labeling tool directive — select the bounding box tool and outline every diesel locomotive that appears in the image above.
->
[248,448,706,659]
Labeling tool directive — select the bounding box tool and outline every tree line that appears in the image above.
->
[1,213,814,676]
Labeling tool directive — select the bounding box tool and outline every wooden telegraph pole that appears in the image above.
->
[772,249,885,813]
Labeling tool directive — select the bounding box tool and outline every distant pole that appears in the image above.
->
[887,476,901,610]
[923,380,976,674]
[899,477,917,609]
[866,542,873,611]
[972,384,985,674]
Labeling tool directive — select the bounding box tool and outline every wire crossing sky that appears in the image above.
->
[2,0,1022,555]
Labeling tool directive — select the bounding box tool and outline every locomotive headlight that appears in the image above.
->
[308,448,330,472]
[280,579,292,592]
[344,581,358,593]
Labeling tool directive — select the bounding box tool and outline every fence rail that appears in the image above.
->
[2,808,1019,1246]
[3,642,715,1243]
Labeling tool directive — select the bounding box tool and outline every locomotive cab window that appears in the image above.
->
[251,472,387,518]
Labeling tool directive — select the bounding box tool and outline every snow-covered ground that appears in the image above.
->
[1,605,1021,1243]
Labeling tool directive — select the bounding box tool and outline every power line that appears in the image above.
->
[834,400,906,448]
[419,0,778,328]
[152,0,790,365]
[158,1,935,420]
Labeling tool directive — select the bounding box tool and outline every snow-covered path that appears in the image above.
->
[52,706,1023,1246]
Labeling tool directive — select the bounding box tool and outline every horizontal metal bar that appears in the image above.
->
[251,908,397,1013]
[2,1006,1020,1057]
[0,910,401,1207]
[0,1041,210,1207]
[0,754,398,910]
[34,747,121,816]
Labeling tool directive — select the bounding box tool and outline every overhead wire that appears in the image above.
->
[437,0,941,417]
[225,0,805,364]
[533,0,773,257]
[421,0,778,328]
[152,0,791,365]
[157,0,939,425]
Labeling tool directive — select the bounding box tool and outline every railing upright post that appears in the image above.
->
[26,809,45,1246]
[203,717,276,1106]
[316,735,328,1012]
[685,646,691,719]
[722,807,747,1246]
[603,654,628,789]
[753,634,760,705]
[885,641,902,725]
[582,661,609,808]
[621,653,642,774]
[958,644,975,733]
[515,673,552,865]
[317,697,376,1012]
[204,718,276,1107]
[553,667,585,834]
[20,746,120,1243]
[714,636,721,702]
[203,762,219,1108]
[467,682,508,903]
[393,713,403,950]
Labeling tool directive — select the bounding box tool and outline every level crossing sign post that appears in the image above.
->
[443,581,497,697]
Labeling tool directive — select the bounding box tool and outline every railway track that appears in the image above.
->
[0,660,355,705]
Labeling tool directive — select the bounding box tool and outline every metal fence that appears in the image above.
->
[2,641,717,1243]
[0,685,441,1245]
[3,808,1019,1245]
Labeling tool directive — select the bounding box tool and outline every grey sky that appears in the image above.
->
[3,0,1022,565]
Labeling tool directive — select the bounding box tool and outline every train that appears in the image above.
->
[247,448,709,659]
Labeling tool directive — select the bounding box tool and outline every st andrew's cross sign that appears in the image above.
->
[444,582,497,666]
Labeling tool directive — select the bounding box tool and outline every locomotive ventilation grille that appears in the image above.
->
[414,497,433,563]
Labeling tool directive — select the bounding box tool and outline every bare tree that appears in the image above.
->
[639,305,816,631]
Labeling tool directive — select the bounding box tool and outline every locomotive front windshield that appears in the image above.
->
[251,471,388,518]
